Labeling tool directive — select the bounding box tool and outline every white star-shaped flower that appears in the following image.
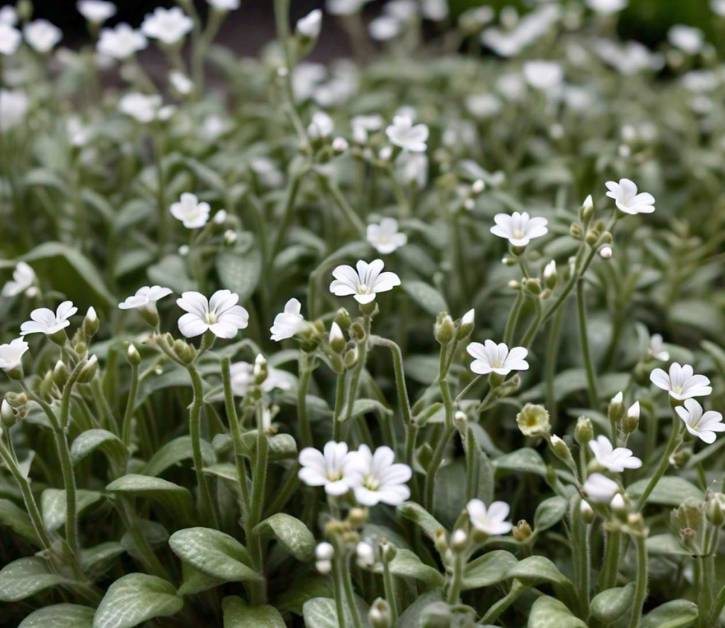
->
[229,362,295,396]
[0,338,29,372]
[78,1,116,24]
[20,301,77,336]
[23,20,62,54]
[98,24,146,60]
[605,179,655,215]
[141,7,193,46]
[296,9,322,39]
[329,259,401,304]
[650,362,712,401]
[466,340,528,376]
[2,262,36,298]
[176,290,249,339]
[675,399,724,444]
[270,298,306,342]
[119,286,173,310]
[170,193,210,229]
[588,435,642,472]
[119,92,162,123]
[367,218,407,255]
[490,211,548,247]
[523,60,563,91]
[583,473,619,503]
[298,441,358,496]
[467,499,513,535]
[385,115,429,152]
[648,334,669,361]
[346,445,412,506]
[0,23,21,56]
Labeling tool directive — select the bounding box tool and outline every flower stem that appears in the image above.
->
[340,553,363,628]
[635,418,682,511]
[297,352,314,447]
[627,535,648,628]
[221,358,250,517]
[446,552,465,605]
[121,362,139,449]
[576,277,598,409]
[332,372,346,442]
[600,530,622,590]
[382,551,399,621]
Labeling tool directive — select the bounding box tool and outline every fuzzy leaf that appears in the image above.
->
[19,604,94,628]
[0,557,72,602]
[402,280,448,316]
[0,498,39,545]
[71,429,127,469]
[534,496,568,533]
[397,502,446,542]
[527,595,587,628]
[590,583,635,623]
[41,489,103,533]
[463,550,518,590]
[142,436,216,477]
[222,596,285,627]
[641,600,698,628]
[627,477,704,506]
[254,513,315,562]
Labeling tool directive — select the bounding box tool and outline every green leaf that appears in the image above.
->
[19,604,94,628]
[239,432,298,460]
[147,254,196,293]
[216,242,261,303]
[81,542,125,578]
[0,498,39,545]
[494,448,547,478]
[641,600,698,628]
[0,557,72,602]
[71,429,127,469]
[521,369,629,403]
[142,436,216,477]
[177,562,225,596]
[222,596,285,628]
[534,496,568,533]
[302,596,369,628]
[22,242,114,307]
[590,583,636,623]
[462,550,518,590]
[346,398,393,421]
[646,534,692,556]
[254,513,315,562]
[507,555,572,588]
[384,549,444,588]
[397,502,446,542]
[397,591,444,628]
[168,527,261,583]
[93,573,183,628]
[528,595,587,628]
[276,574,333,616]
[105,474,192,521]
[401,280,448,316]
[627,477,704,506]
[41,489,103,532]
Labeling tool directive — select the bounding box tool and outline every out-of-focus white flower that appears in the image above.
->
[66,117,91,146]
[599,245,613,259]
[467,340,528,376]
[2,262,36,298]
[0,338,29,372]
[648,334,669,361]
[681,70,719,93]
[369,15,401,41]
[0,6,17,25]
[169,71,193,95]
[170,193,210,229]
[675,399,724,444]
[346,445,412,506]
[291,63,326,102]
[307,111,334,139]
[396,152,428,188]
[586,0,627,14]
[270,298,306,341]
[78,1,116,24]
[229,362,295,396]
[467,499,513,535]
[351,114,383,143]
[584,473,619,503]
[201,114,230,140]
[296,9,322,39]
[142,7,193,46]
[465,93,501,119]
[176,290,249,339]
[24,20,62,54]
[329,259,401,304]
[98,24,147,59]
[605,179,655,215]
[593,39,662,75]
[713,0,725,16]
[119,285,173,310]
[208,0,240,11]
[20,301,77,336]
[249,157,283,187]
[326,0,370,15]
[118,92,162,123]
[386,115,428,152]
[367,218,407,255]
[298,441,358,496]
[0,23,21,55]
[481,5,559,57]
[0,90,28,131]
[356,541,375,567]
[650,363,712,400]
[523,60,563,91]
[668,25,704,55]
[589,435,642,472]
[490,211,548,247]
[422,0,448,21]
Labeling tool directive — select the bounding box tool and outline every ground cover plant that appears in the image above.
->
[0,0,724,626]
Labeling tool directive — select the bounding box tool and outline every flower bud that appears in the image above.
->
[316,542,334,561]
[356,541,376,567]
[434,313,455,345]
[253,354,268,385]
[77,355,99,383]
[706,493,725,527]
[349,321,366,343]
[599,245,613,259]
[610,493,627,513]
[380,540,396,562]
[53,360,70,388]
[332,137,348,153]
[457,308,475,339]
[450,528,468,552]
[224,230,237,245]
[173,339,196,364]
[82,306,100,339]
[608,392,624,426]
[516,403,551,438]
[433,528,448,555]
[585,229,599,246]
[328,322,346,353]
[575,416,594,446]
[579,194,594,222]
[1,399,18,428]
[549,434,574,465]
[622,401,640,434]
[315,559,332,574]
[127,343,141,366]
[39,371,56,399]
[524,278,542,295]
[335,307,351,331]
[348,507,367,527]
[471,179,485,194]
[580,499,594,523]
[543,260,558,289]
[369,598,392,628]
[343,345,359,369]
[513,519,533,542]
[569,223,583,239]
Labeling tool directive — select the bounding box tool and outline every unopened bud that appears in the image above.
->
[580,194,594,222]
[570,223,583,239]
[332,137,348,153]
[1,399,18,428]
[53,360,70,387]
[471,179,485,194]
[369,598,392,628]
[173,339,196,364]
[575,416,594,445]
[77,355,99,383]
[434,313,455,345]
[328,322,345,353]
[348,507,367,527]
[622,401,640,433]
[608,392,624,426]
[82,306,100,338]
[513,519,532,542]
[585,229,599,246]
[543,260,558,289]
[600,245,613,259]
[335,307,351,331]
[343,345,359,369]
[356,541,375,567]
[253,354,268,384]
[450,528,468,551]
[580,499,594,523]
[610,493,627,513]
[315,559,332,574]
[706,493,725,526]
[315,542,334,561]
[524,278,542,295]
[549,434,575,465]
[457,308,475,339]
[127,344,141,365]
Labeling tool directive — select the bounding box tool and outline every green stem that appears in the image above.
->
[321,175,366,235]
[344,315,371,422]
[297,353,314,447]
[600,530,622,589]
[503,290,524,346]
[121,363,139,449]
[446,552,465,604]
[340,553,363,628]
[544,307,564,427]
[332,372,346,442]
[382,552,399,621]
[576,277,598,409]
[481,580,525,625]
[221,358,250,517]
[635,418,682,511]
[627,536,648,628]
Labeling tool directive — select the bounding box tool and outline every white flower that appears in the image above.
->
[605,179,655,215]
[0,23,21,55]
[327,0,370,16]
[346,445,412,506]
[583,473,619,503]
[675,399,725,444]
[466,499,512,535]
[2,262,36,298]
[0,338,29,372]
[586,0,627,14]
[367,218,407,255]
[249,157,283,187]
[490,212,548,247]
[20,301,77,336]
[208,0,240,10]
[713,0,725,16]
[0,90,28,131]
[356,541,375,567]
[176,290,249,339]
[648,334,669,361]
[669,25,704,55]
[329,259,401,304]
[466,340,529,376]
[307,111,334,139]
[649,363,712,401]
[523,61,563,91]
[385,115,429,152]
[396,152,428,188]
[599,245,613,259]
[0,6,17,25]
[78,1,116,24]
[316,542,334,561]
[169,71,193,95]
[588,435,642,472]
[422,0,448,21]
[170,193,210,229]
[24,20,62,53]
[270,298,306,341]
[98,24,147,59]
[465,93,501,119]
[141,7,193,46]
[369,15,401,41]
[119,92,162,123]
[297,9,322,39]
[298,441,358,496]
[351,114,383,143]
[229,362,295,396]
[119,285,172,310]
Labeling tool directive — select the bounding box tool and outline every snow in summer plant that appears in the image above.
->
[0,0,723,627]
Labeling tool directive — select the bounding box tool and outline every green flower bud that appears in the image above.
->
[608,392,624,426]
[1,399,18,428]
[575,416,594,446]
[549,434,574,466]
[513,519,533,542]
[580,499,595,524]
[434,313,455,345]
[127,344,141,366]
[82,306,100,339]
[706,493,725,527]
[77,355,99,384]
[173,339,196,365]
[328,322,346,353]
[335,307,352,331]
[369,598,392,628]
[53,360,70,388]
[343,345,359,369]
[456,308,475,339]
[516,403,551,438]
[569,223,583,239]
